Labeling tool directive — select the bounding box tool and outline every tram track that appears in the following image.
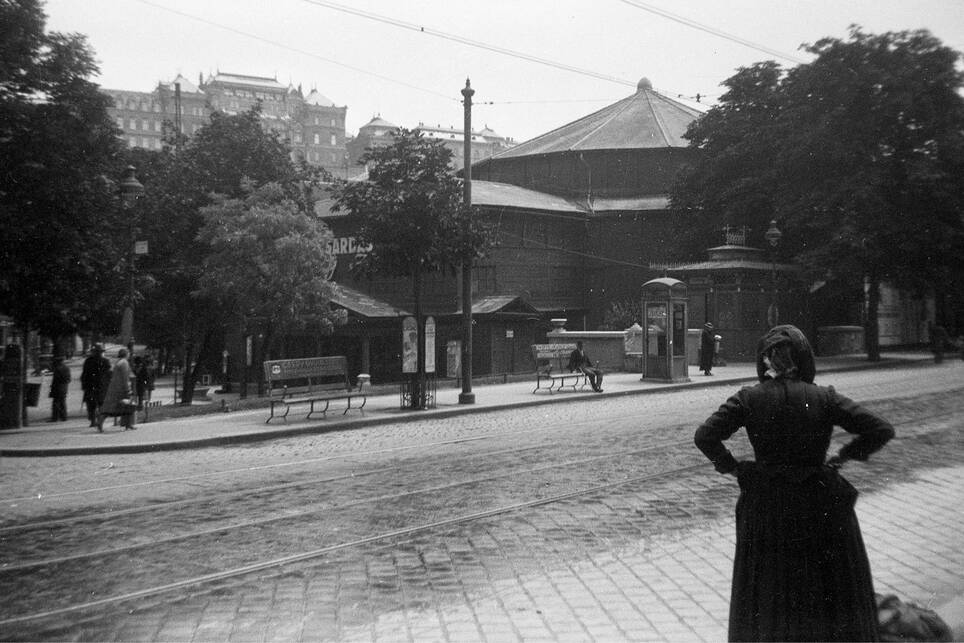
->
[0,398,960,628]
[3,380,958,514]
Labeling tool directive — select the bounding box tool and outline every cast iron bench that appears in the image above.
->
[264,356,367,423]
[531,343,588,394]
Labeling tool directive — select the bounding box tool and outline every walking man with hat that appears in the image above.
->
[81,344,111,427]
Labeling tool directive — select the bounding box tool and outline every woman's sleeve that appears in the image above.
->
[828,386,895,461]
[694,389,750,474]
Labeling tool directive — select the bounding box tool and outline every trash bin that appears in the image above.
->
[23,382,40,407]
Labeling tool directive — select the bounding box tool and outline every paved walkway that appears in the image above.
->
[1,352,931,457]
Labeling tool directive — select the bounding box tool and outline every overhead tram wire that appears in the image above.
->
[134,0,455,102]
[301,0,715,106]
[617,0,808,65]
[134,0,716,117]
[300,0,638,88]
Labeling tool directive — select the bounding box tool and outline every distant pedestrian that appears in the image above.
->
[99,348,135,431]
[48,355,70,422]
[699,322,716,375]
[929,322,949,363]
[695,325,894,641]
[567,340,604,392]
[80,344,111,427]
[134,354,156,408]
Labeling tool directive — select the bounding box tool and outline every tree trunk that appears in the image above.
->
[865,275,881,362]
[256,326,276,397]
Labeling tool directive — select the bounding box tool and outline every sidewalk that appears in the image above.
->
[1,352,932,457]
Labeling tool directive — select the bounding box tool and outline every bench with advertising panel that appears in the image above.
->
[264,356,367,423]
[530,343,588,394]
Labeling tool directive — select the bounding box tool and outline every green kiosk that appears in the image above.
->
[641,278,690,383]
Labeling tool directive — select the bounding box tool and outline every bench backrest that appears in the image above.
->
[531,343,576,373]
[263,356,350,396]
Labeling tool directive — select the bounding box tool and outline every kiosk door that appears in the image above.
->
[644,302,668,379]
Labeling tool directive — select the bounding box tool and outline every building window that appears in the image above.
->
[129,118,136,129]
[330,134,337,146]
[142,119,149,131]
[116,116,124,128]
[314,116,319,125]
[474,265,497,295]
[330,118,336,127]
[313,133,320,145]
[154,121,161,132]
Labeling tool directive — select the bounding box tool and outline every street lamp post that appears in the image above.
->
[119,165,144,354]
[459,79,475,404]
[765,219,782,328]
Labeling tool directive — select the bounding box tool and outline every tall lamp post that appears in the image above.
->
[119,165,144,354]
[459,79,475,404]
[764,219,782,328]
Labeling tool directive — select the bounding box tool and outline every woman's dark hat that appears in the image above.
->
[756,324,816,383]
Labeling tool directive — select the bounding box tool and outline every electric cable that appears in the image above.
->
[617,0,808,65]
[134,0,457,102]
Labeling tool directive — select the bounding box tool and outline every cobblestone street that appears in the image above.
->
[1,363,962,641]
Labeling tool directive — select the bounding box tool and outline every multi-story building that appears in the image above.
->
[102,71,348,176]
[346,115,515,172]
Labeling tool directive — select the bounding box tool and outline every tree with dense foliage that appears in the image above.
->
[328,128,494,407]
[0,0,128,340]
[128,107,327,400]
[196,182,344,380]
[671,27,964,359]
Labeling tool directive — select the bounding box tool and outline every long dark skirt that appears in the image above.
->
[729,464,879,642]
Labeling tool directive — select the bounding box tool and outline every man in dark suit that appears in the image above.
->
[567,341,603,392]
[80,344,111,427]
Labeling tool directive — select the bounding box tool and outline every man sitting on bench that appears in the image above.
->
[567,341,603,392]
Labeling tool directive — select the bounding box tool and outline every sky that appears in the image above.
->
[43,0,964,144]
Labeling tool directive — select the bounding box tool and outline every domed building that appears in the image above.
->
[316,78,711,380]
[469,76,706,328]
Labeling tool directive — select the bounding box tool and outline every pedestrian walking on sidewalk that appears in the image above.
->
[80,344,111,427]
[48,355,70,421]
[98,348,136,431]
[695,324,895,642]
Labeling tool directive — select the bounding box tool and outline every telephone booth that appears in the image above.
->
[641,278,690,382]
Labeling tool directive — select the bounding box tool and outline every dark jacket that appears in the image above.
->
[80,354,112,404]
[49,362,71,399]
[567,348,593,372]
[699,327,715,370]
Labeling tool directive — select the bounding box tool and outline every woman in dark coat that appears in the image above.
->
[699,322,716,375]
[695,325,894,641]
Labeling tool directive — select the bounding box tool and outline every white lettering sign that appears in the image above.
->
[327,237,372,256]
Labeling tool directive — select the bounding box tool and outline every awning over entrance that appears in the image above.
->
[462,295,542,318]
[329,283,411,318]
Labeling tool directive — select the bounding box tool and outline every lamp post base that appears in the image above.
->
[458,392,475,404]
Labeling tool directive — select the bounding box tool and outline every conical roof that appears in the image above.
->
[361,115,397,129]
[495,77,704,158]
[160,73,203,94]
